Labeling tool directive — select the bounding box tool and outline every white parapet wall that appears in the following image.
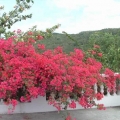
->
[0,96,56,114]
[0,91,120,114]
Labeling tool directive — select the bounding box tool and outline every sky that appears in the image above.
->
[0,0,120,34]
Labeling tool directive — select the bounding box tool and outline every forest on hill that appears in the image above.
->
[40,28,120,53]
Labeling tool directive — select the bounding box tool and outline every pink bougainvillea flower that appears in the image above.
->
[98,53,102,57]
[17,29,22,34]
[65,115,72,120]
[27,31,33,35]
[97,104,106,110]
[91,50,96,55]
[95,93,103,100]
[36,35,44,40]
[69,101,76,109]
[94,44,100,49]
[37,44,45,50]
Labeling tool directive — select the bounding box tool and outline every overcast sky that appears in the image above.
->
[1,0,120,33]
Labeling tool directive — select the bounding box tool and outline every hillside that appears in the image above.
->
[38,28,120,53]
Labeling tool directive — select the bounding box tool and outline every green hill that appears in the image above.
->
[39,28,120,53]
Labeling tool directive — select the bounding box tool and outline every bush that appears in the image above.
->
[0,35,119,115]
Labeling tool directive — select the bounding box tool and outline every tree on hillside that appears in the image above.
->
[88,32,120,72]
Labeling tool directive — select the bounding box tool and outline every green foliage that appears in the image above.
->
[88,32,120,72]
[39,33,78,53]
[4,24,61,43]
[0,0,34,36]
[39,28,119,50]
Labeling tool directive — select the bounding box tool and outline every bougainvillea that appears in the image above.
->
[0,35,119,119]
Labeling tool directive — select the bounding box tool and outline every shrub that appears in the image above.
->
[0,36,119,116]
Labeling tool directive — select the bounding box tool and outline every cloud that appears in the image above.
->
[50,0,120,12]
[48,0,86,10]
[45,0,120,33]
[11,20,61,33]
[8,0,120,34]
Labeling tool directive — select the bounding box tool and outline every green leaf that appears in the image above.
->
[8,25,11,29]
[26,0,30,3]
[0,27,5,33]
[16,0,20,3]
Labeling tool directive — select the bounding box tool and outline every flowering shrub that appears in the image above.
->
[44,47,119,111]
[0,35,119,119]
[4,24,60,41]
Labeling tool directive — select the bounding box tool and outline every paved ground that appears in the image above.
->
[0,107,120,120]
